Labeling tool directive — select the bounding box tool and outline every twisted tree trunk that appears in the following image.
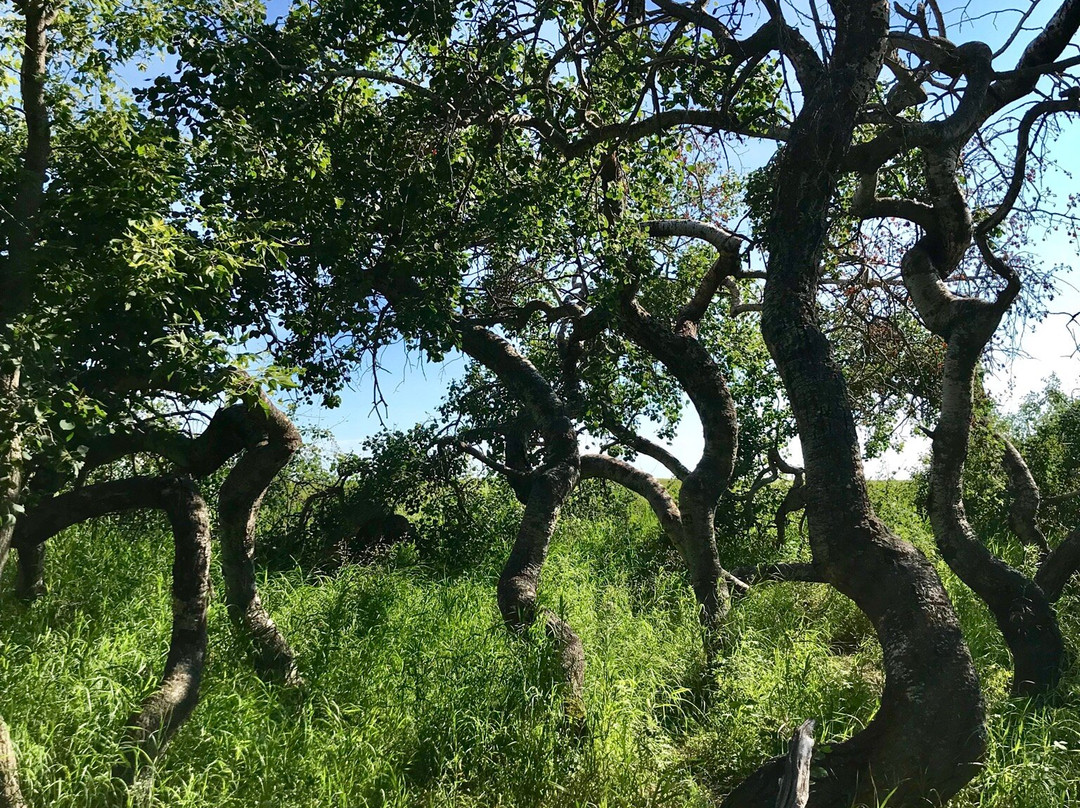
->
[892,143,1065,696]
[727,4,986,803]
[458,324,586,711]
[218,392,303,686]
[71,391,304,686]
[614,236,741,639]
[115,478,211,783]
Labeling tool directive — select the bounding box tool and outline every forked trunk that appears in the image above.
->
[1036,528,1080,602]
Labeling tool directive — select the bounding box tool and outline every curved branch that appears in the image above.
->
[977,98,1080,237]
[115,477,211,784]
[442,438,531,485]
[559,108,790,158]
[601,416,690,481]
[12,476,210,783]
[845,42,995,171]
[988,0,1080,112]
[580,454,683,546]
[1036,527,1080,602]
[78,404,250,484]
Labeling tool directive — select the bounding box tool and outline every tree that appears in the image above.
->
[157,0,1080,804]
[0,1,310,797]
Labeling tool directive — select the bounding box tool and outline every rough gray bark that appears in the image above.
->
[13,476,211,785]
[727,3,987,804]
[1002,436,1051,554]
[218,392,303,686]
[115,478,211,784]
[0,719,25,808]
[458,324,585,711]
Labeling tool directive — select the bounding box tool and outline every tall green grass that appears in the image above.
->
[1,481,1079,806]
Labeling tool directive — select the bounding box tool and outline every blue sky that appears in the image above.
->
[303,2,1080,477]
[113,2,1080,474]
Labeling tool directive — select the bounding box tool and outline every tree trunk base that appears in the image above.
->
[13,545,44,601]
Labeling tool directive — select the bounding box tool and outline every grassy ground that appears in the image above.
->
[2,481,1080,807]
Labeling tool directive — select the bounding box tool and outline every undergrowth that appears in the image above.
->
[1,480,1079,806]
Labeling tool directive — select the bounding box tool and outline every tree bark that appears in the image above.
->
[0,0,55,584]
[1002,436,1050,553]
[12,545,44,601]
[616,272,738,635]
[0,718,25,808]
[778,720,816,808]
[458,324,586,711]
[1036,528,1080,603]
[893,144,1065,696]
[115,477,211,784]
[926,337,1063,695]
[13,476,211,784]
[728,4,986,804]
[218,392,303,686]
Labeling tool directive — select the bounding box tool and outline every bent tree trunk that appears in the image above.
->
[458,324,586,711]
[218,392,303,686]
[115,478,211,783]
[12,476,211,784]
[1036,528,1080,603]
[727,3,985,804]
[35,391,304,683]
[0,5,55,797]
[926,335,1063,695]
[894,143,1065,695]
[615,239,742,641]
